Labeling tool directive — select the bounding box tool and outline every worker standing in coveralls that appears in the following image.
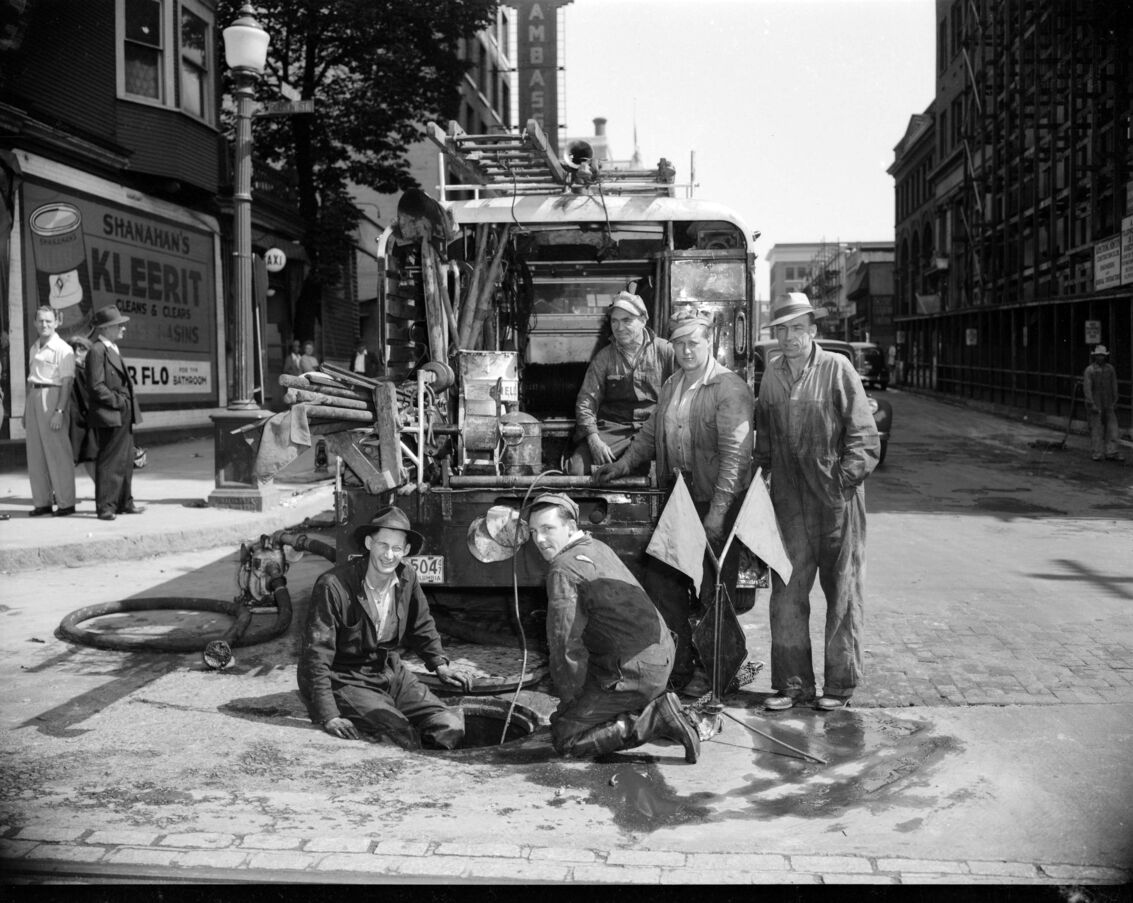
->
[754,293,880,712]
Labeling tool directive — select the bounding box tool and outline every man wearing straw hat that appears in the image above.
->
[298,506,474,750]
[594,308,754,689]
[569,290,675,475]
[754,293,879,712]
[527,493,701,763]
[1083,345,1124,463]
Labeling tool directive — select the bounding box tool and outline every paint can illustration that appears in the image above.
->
[29,202,88,317]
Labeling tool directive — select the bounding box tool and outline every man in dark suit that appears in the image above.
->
[87,305,143,521]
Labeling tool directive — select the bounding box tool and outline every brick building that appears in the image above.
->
[891,0,1132,419]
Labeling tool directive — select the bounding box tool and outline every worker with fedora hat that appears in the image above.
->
[86,304,143,521]
[298,506,474,749]
[526,493,701,763]
[594,307,754,689]
[755,292,879,712]
[569,291,675,475]
[1083,345,1124,462]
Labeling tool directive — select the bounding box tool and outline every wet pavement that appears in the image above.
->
[1,389,1132,884]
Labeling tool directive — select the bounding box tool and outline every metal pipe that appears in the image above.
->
[447,474,653,488]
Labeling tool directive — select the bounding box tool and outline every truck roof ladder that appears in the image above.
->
[428,119,678,200]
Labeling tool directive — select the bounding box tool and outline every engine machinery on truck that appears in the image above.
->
[290,120,766,645]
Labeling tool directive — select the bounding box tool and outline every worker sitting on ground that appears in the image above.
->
[568,291,675,475]
[298,506,474,749]
[527,493,701,763]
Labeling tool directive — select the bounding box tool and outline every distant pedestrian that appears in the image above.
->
[87,305,143,521]
[299,341,320,374]
[1083,345,1123,463]
[282,339,304,377]
[351,340,379,377]
[754,293,880,712]
[23,306,76,516]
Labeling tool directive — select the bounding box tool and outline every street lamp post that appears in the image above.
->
[223,4,269,411]
[209,5,274,509]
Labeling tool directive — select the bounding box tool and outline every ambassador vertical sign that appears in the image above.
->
[513,0,572,152]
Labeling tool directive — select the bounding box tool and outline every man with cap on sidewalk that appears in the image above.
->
[23,306,76,517]
[593,308,754,689]
[86,304,143,521]
[526,492,701,763]
[1083,345,1124,463]
[569,291,675,475]
[298,506,474,750]
[755,293,880,712]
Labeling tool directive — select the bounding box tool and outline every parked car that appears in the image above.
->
[752,337,892,466]
[850,341,890,390]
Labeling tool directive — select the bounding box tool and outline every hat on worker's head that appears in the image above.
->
[69,335,93,350]
[668,305,714,343]
[467,505,530,563]
[354,506,425,555]
[1092,345,1110,357]
[526,492,580,525]
[610,291,648,319]
[767,292,828,329]
[92,305,130,330]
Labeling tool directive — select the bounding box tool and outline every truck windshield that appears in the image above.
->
[670,258,745,305]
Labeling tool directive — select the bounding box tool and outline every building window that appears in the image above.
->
[180,4,209,118]
[124,0,164,100]
[118,0,216,125]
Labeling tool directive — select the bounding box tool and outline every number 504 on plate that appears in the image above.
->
[406,555,444,583]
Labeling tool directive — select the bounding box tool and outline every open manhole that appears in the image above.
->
[445,696,544,750]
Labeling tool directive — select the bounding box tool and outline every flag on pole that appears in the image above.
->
[646,472,707,594]
[725,469,794,585]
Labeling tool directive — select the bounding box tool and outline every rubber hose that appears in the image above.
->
[56,584,292,654]
[274,530,337,562]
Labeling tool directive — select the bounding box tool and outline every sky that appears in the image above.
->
[558,0,938,298]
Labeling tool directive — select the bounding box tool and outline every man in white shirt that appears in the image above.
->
[23,306,76,516]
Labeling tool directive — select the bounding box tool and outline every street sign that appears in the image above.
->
[255,99,315,118]
[1085,320,1102,345]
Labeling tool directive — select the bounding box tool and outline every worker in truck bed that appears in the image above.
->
[569,291,675,475]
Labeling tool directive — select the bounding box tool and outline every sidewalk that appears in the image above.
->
[0,436,334,573]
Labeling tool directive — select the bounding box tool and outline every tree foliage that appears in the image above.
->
[217,0,498,318]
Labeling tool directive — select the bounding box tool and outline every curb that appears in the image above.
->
[0,484,335,574]
[1,837,1127,885]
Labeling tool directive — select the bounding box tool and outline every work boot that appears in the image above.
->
[632,693,701,764]
[557,718,631,758]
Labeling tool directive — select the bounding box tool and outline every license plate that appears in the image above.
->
[406,555,445,584]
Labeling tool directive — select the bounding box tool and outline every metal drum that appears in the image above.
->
[497,412,542,475]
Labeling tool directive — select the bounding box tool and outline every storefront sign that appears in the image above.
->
[1093,234,1122,291]
[126,357,213,395]
[1121,214,1133,286]
[264,247,287,272]
[21,180,217,405]
[513,0,572,152]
